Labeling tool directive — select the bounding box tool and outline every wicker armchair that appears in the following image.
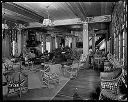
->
[38,64,60,88]
[99,68,124,100]
[2,60,28,97]
[104,59,113,71]
[3,70,28,97]
[64,62,79,79]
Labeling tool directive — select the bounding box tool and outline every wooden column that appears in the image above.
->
[57,37,61,48]
[17,29,21,56]
[105,33,108,53]
[50,36,52,52]
[110,35,114,55]
[52,37,55,50]
[124,28,127,67]
[92,31,95,53]
[83,22,89,57]
[71,31,76,50]
[72,36,76,50]
[21,29,24,54]
[2,29,10,58]
[42,33,46,52]
[55,35,58,49]
[21,29,28,56]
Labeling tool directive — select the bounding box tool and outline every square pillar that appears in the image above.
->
[72,37,76,50]
[17,29,21,56]
[83,22,89,57]
[42,33,46,52]
[52,37,55,50]
[55,35,58,49]
[71,31,75,49]
[92,32,95,53]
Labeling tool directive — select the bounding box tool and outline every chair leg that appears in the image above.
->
[99,93,101,100]
[99,93,103,100]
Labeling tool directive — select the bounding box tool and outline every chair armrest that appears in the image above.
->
[100,68,122,80]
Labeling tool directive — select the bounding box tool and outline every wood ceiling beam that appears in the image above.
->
[25,15,111,27]
[95,30,108,35]
[2,2,44,23]
[2,16,28,25]
[53,18,83,26]
[89,30,108,37]
[53,14,111,26]
[86,15,111,23]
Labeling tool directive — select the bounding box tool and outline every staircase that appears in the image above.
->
[89,35,106,49]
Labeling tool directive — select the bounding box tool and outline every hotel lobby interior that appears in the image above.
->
[2,1,127,101]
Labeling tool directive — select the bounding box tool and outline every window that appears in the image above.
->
[41,42,44,53]
[46,42,50,53]
[122,30,125,65]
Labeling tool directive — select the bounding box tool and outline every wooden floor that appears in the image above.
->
[3,65,70,100]
[53,68,101,100]
[3,65,101,100]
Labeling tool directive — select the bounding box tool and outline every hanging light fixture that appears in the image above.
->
[42,5,53,27]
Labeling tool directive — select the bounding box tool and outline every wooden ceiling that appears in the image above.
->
[2,2,115,35]
[2,2,114,24]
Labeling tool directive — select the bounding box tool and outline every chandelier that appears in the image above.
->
[42,5,53,27]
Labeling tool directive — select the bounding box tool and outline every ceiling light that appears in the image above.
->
[42,4,54,27]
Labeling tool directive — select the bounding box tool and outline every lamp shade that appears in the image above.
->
[43,19,52,26]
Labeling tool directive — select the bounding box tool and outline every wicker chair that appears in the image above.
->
[38,64,60,88]
[3,70,28,97]
[104,59,113,71]
[64,62,79,79]
[99,68,124,100]
[2,61,28,98]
